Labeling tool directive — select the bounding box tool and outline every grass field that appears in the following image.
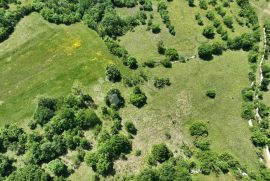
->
[0,13,129,127]
[0,0,265,180]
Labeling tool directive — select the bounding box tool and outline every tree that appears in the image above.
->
[130,87,147,108]
[165,48,179,61]
[202,25,215,39]
[48,159,68,176]
[136,168,159,181]
[105,64,121,82]
[7,164,51,181]
[150,144,173,163]
[100,9,125,37]
[0,154,13,178]
[251,128,268,147]
[76,109,101,130]
[198,43,213,60]
[189,121,208,137]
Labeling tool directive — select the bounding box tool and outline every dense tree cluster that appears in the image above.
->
[0,3,33,42]
[85,134,131,175]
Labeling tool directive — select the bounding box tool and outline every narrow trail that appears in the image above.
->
[256,27,270,168]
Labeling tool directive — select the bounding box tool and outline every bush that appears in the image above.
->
[251,128,268,147]
[105,64,121,82]
[212,41,225,55]
[223,15,233,28]
[76,109,101,130]
[198,43,213,60]
[151,23,161,33]
[199,0,208,9]
[165,48,179,61]
[125,121,137,135]
[150,144,173,163]
[206,90,216,98]
[202,25,215,39]
[160,59,172,68]
[189,121,208,137]
[48,159,68,176]
[130,87,147,108]
[157,40,166,54]
[143,60,156,68]
[154,78,171,88]
[123,56,138,69]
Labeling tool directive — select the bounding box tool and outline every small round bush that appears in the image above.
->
[189,121,208,137]
[150,143,173,163]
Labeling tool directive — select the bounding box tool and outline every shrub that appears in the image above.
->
[150,144,173,163]
[203,25,215,39]
[189,121,208,137]
[48,159,67,176]
[206,90,216,98]
[123,56,138,69]
[223,15,233,28]
[154,78,171,88]
[125,121,137,135]
[212,41,225,55]
[76,109,101,130]
[198,43,213,60]
[143,60,156,68]
[199,0,208,10]
[160,59,172,68]
[165,48,179,61]
[130,87,147,108]
[151,23,161,33]
[157,40,166,54]
[105,64,121,82]
[251,128,268,147]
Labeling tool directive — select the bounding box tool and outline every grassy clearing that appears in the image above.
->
[111,51,259,175]
[0,13,129,127]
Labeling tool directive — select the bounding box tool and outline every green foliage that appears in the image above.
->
[154,77,171,88]
[105,89,125,109]
[86,134,131,175]
[130,87,147,108]
[0,154,14,178]
[151,23,161,34]
[157,1,175,35]
[7,164,51,181]
[135,168,159,181]
[149,143,173,164]
[251,128,268,147]
[105,64,122,82]
[199,0,208,10]
[206,90,216,99]
[125,121,137,135]
[223,15,233,28]
[202,25,215,39]
[76,109,101,130]
[241,88,254,102]
[165,48,179,61]
[48,159,67,176]
[34,96,57,126]
[157,40,166,54]
[189,121,208,137]
[123,56,138,69]
[241,102,254,120]
[198,43,213,60]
